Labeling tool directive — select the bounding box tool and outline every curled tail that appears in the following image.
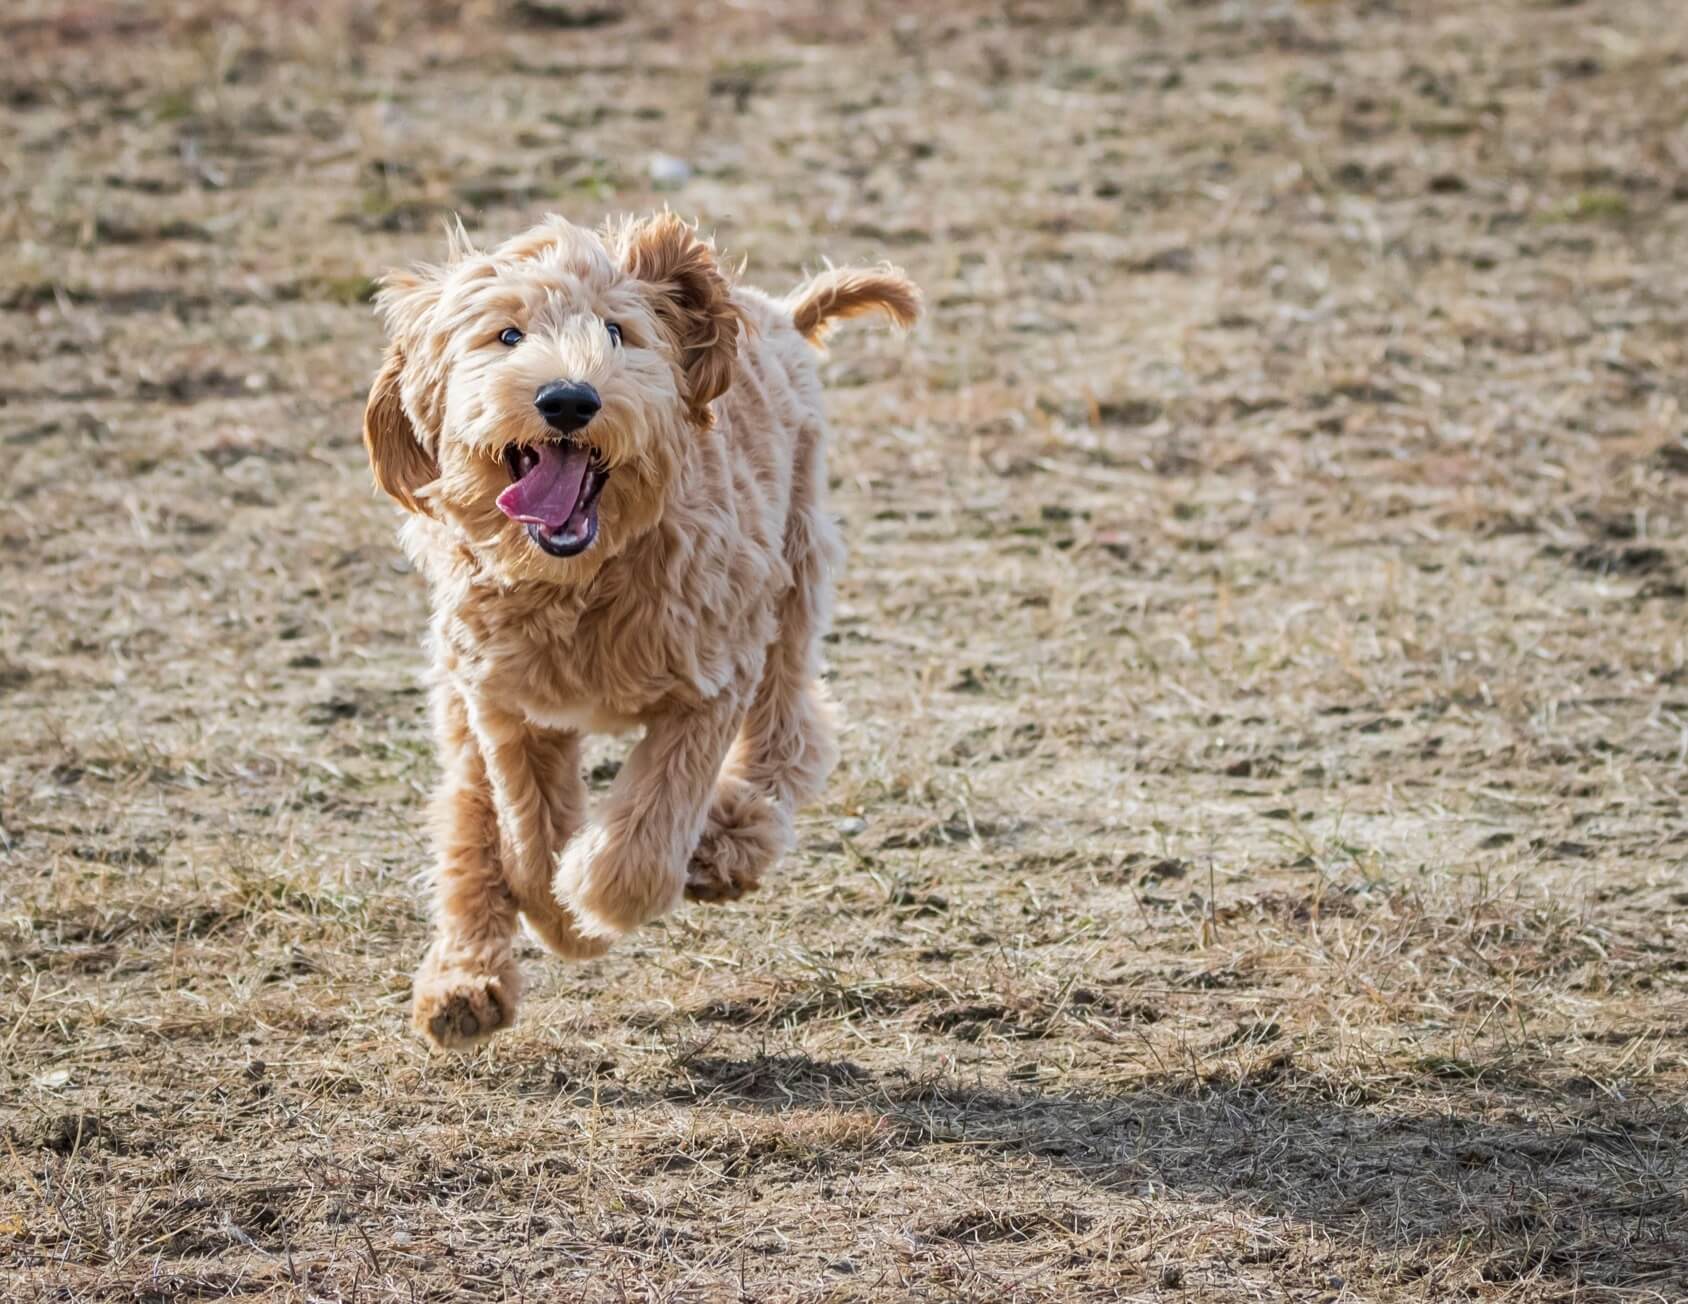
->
[787,265,920,346]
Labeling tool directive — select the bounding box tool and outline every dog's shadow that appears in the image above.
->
[647,1050,1688,1293]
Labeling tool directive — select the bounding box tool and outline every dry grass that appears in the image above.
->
[4,0,1688,1299]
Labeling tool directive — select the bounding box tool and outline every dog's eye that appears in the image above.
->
[606,322,622,347]
[499,327,525,347]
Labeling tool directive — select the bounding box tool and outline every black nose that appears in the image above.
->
[534,381,601,434]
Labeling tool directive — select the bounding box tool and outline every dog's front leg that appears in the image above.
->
[412,689,608,1052]
[410,686,524,1051]
[554,691,748,938]
[463,698,612,963]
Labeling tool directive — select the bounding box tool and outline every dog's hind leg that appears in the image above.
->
[687,488,843,905]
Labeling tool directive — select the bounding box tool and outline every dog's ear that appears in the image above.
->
[619,213,742,426]
[362,342,440,515]
[363,266,449,515]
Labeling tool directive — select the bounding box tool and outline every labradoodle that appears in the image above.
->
[361,212,918,1049]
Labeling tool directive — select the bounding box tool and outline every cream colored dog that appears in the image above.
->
[362,213,918,1049]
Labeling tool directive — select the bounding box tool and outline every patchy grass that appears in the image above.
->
[4,0,1688,1299]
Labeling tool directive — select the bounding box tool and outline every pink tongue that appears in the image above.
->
[496,443,591,531]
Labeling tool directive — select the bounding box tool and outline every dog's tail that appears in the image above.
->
[786,265,920,347]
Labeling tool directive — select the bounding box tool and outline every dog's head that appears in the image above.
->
[362,213,742,583]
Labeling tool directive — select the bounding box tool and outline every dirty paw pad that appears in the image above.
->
[685,789,789,904]
[685,840,765,903]
[412,971,517,1050]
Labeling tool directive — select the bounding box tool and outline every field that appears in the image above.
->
[5,0,1688,1299]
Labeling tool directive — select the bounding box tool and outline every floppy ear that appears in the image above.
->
[363,342,439,515]
[363,263,450,514]
[619,213,743,426]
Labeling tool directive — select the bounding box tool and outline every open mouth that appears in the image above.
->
[495,440,609,558]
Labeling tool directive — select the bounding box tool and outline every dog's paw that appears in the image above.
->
[555,824,684,938]
[685,830,765,903]
[686,785,791,904]
[411,948,521,1051]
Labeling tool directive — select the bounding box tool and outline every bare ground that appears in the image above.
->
[4,1,1688,1299]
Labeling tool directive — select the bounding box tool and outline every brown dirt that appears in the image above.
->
[5,1,1688,1300]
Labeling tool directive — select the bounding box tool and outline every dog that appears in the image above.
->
[361,212,918,1049]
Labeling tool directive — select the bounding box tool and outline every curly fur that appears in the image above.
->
[361,212,919,1049]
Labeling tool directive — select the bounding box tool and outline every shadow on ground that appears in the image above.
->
[647,1051,1688,1296]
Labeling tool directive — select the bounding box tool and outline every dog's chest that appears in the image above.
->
[448,581,767,724]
